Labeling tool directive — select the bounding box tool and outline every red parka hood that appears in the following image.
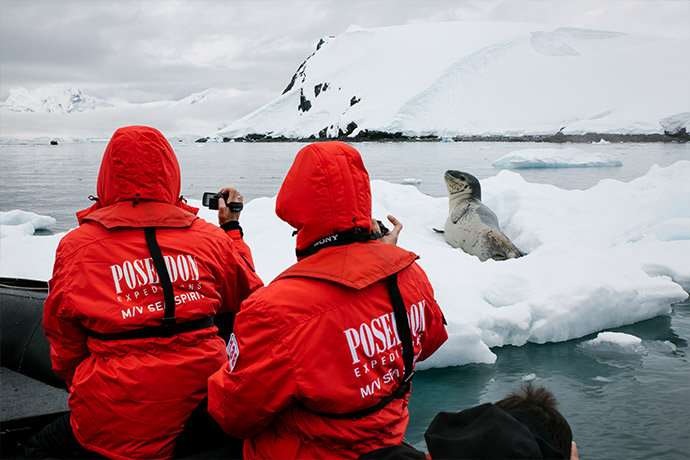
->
[276,142,372,254]
[77,126,198,228]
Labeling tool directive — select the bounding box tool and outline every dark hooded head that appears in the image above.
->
[424,384,571,459]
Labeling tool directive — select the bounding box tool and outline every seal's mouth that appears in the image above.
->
[445,170,468,182]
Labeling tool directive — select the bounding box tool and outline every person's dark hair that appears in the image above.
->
[494,383,572,458]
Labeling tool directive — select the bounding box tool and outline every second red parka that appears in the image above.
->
[208,141,448,459]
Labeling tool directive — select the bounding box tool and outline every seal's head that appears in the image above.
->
[444,170,481,200]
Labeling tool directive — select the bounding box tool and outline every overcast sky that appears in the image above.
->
[1,0,688,123]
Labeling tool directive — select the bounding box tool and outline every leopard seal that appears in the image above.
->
[443,170,525,261]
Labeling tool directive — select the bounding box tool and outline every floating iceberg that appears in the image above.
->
[0,210,57,238]
[492,147,623,169]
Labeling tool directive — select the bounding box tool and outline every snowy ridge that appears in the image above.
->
[217,21,690,140]
[0,85,241,114]
[1,84,113,113]
[0,86,246,141]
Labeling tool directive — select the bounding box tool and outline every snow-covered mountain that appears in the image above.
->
[0,85,239,114]
[1,85,113,113]
[0,86,249,141]
[216,21,690,140]
[2,21,688,142]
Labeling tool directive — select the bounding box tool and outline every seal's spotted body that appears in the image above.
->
[443,170,525,261]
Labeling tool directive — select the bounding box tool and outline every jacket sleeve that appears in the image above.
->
[406,264,448,363]
[221,221,257,269]
[42,246,89,387]
[208,296,298,439]
[215,234,263,316]
[416,295,448,363]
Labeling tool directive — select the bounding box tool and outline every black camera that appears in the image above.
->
[202,192,244,212]
[373,219,390,239]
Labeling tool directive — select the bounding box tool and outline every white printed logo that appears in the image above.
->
[343,300,427,364]
[227,333,239,371]
[109,254,199,294]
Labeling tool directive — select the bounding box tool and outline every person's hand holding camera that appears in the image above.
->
[372,215,402,246]
[217,187,244,226]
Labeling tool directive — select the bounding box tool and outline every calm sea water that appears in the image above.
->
[1,140,688,233]
[1,141,689,459]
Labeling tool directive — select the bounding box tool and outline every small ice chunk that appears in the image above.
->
[522,373,537,382]
[587,332,642,346]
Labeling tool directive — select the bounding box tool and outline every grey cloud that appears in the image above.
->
[1,0,687,121]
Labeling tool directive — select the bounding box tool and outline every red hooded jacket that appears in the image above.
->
[43,126,262,460]
[208,142,448,459]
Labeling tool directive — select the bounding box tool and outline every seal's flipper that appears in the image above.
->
[433,228,444,233]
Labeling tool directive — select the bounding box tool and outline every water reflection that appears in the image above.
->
[407,300,690,459]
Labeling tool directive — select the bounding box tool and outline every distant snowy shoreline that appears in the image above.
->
[198,131,689,144]
[3,132,688,146]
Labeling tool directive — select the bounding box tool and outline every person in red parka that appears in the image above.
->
[28,126,263,460]
[208,141,448,459]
